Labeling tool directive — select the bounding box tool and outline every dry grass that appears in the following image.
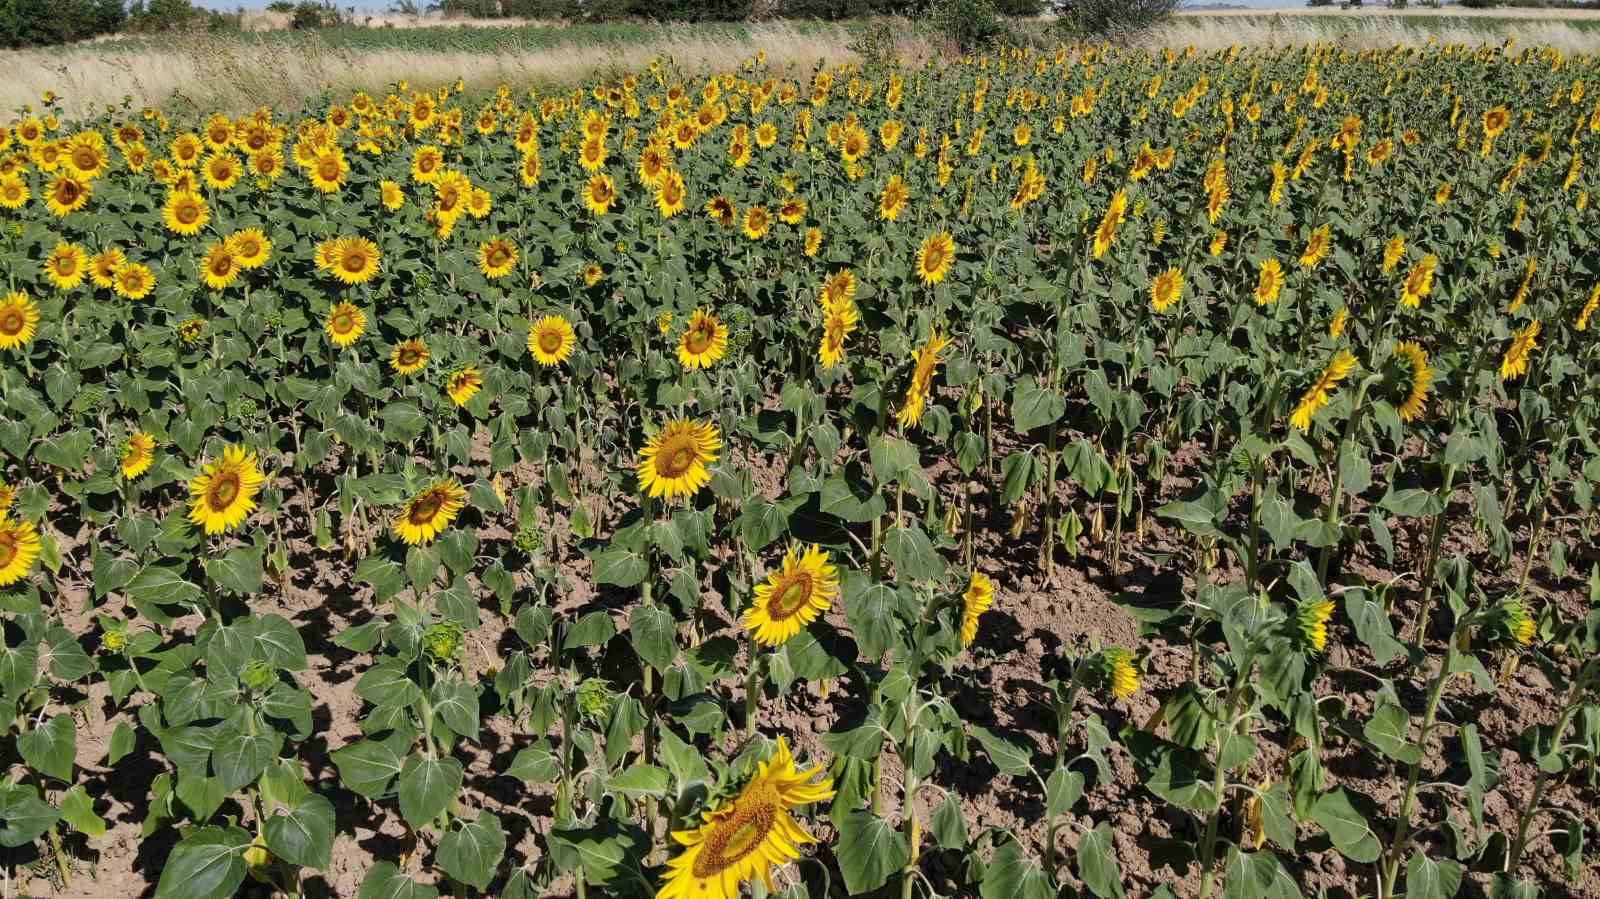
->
[1177,6,1600,20]
[0,23,929,117]
[1146,13,1600,53]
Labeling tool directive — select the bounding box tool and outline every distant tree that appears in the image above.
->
[1058,0,1179,37]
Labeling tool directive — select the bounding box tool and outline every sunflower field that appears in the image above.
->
[1,35,1600,899]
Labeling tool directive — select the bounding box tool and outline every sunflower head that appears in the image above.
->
[743,545,839,647]
[390,339,429,375]
[1100,647,1140,699]
[121,431,156,480]
[446,367,483,407]
[325,302,366,348]
[393,479,466,546]
[915,231,956,285]
[960,571,995,647]
[0,292,41,351]
[677,308,729,371]
[528,315,577,366]
[0,514,43,587]
[637,418,721,501]
[187,445,266,535]
[1294,598,1335,653]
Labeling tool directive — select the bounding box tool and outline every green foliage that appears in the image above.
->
[927,0,1003,49]
[0,0,125,49]
[1060,0,1178,37]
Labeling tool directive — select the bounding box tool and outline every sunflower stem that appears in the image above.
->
[1507,659,1594,875]
[1379,642,1455,897]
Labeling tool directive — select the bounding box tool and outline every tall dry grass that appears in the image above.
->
[1145,13,1600,53]
[0,23,931,118]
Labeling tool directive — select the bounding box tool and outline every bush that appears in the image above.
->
[126,0,232,34]
[0,0,126,49]
[289,1,344,28]
[927,0,1002,50]
[1060,0,1179,38]
[502,0,580,17]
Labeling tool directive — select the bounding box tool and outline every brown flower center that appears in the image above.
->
[683,321,714,355]
[342,252,368,274]
[0,310,22,336]
[206,472,241,511]
[538,327,564,354]
[176,202,198,224]
[398,347,422,367]
[692,799,777,878]
[766,572,813,620]
[332,312,355,334]
[407,491,445,526]
[0,531,16,568]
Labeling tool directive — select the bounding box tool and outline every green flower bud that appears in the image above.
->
[241,660,276,693]
[425,620,465,663]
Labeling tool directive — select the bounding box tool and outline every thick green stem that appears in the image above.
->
[1318,386,1369,584]
[1196,673,1251,899]
[1411,463,1460,644]
[1507,661,1595,873]
[1380,645,1457,896]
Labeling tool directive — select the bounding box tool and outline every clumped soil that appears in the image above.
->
[13,428,1599,899]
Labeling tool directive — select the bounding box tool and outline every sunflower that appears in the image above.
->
[325,302,365,348]
[328,236,380,285]
[44,242,87,290]
[583,173,616,215]
[121,432,156,480]
[820,269,856,309]
[1092,189,1128,259]
[878,174,909,221]
[390,339,429,376]
[0,175,29,210]
[1255,258,1284,306]
[1482,105,1511,139]
[202,152,240,190]
[678,309,729,370]
[380,179,405,210]
[0,292,40,351]
[187,445,266,535]
[818,298,859,368]
[637,418,721,500]
[308,149,347,193]
[915,231,956,285]
[1295,599,1335,653]
[958,571,996,647]
[803,227,822,257]
[1101,647,1140,699]
[1150,267,1183,313]
[410,145,444,183]
[896,330,952,429]
[178,318,205,344]
[1299,223,1332,269]
[393,479,467,546]
[1290,349,1358,431]
[583,264,604,287]
[1392,341,1433,423]
[1508,259,1536,314]
[1577,284,1600,332]
[446,368,483,407]
[163,190,209,236]
[1494,600,1536,646]
[88,248,125,289]
[200,242,241,291]
[705,194,737,227]
[0,515,42,587]
[1499,320,1541,381]
[46,174,89,216]
[742,205,771,240]
[528,315,576,365]
[226,228,271,269]
[1209,230,1229,256]
[656,737,834,899]
[478,237,518,279]
[743,545,839,647]
[1400,254,1437,308]
[1381,235,1406,274]
[113,262,155,300]
[655,169,687,218]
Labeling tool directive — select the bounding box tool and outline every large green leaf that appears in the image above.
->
[152,825,251,899]
[834,811,909,895]
[264,794,336,871]
[436,813,506,889]
[397,754,463,829]
[18,714,75,782]
[357,862,440,899]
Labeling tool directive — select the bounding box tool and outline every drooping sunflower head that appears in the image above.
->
[960,571,995,647]
[705,194,737,227]
[636,418,721,501]
[583,173,616,215]
[657,737,834,899]
[803,226,823,258]
[46,174,89,216]
[879,174,909,221]
[1294,598,1335,653]
[1382,234,1406,274]
[1490,599,1537,646]
[820,269,857,309]
[1100,646,1140,699]
[187,445,266,535]
[324,302,366,348]
[178,318,206,344]
[1482,105,1511,138]
[744,545,839,647]
[1290,349,1358,431]
[655,169,687,218]
[390,339,429,376]
[1299,223,1332,269]
[393,479,467,546]
[446,367,483,407]
[1499,319,1541,381]
[478,237,518,279]
[121,431,156,480]
[1389,340,1433,423]
[0,292,41,351]
[0,514,43,587]
[528,315,577,366]
[677,308,729,371]
[88,248,125,288]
